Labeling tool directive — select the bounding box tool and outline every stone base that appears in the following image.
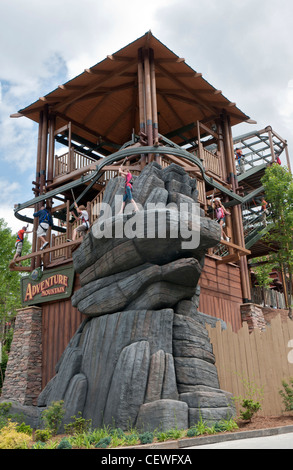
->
[240,303,266,332]
[136,399,188,432]
[1,306,42,406]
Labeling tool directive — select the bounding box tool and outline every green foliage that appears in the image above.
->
[34,428,53,442]
[138,431,154,444]
[64,411,92,435]
[279,378,293,411]
[239,399,261,421]
[261,165,293,317]
[95,436,112,448]
[251,256,277,289]
[233,376,263,422]
[156,427,185,442]
[187,416,238,437]
[16,422,33,436]
[57,437,72,449]
[0,402,12,429]
[41,400,65,435]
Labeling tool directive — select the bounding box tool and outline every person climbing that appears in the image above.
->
[33,204,53,250]
[67,203,89,241]
[118,159,139,214]
[13,225,32,262]
[213,198,231,240]
[235,148,245,174]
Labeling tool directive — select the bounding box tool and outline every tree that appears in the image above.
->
[261,164,293,319]
[0,218,31,390]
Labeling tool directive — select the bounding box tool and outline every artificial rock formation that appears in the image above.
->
[2,162,235,431]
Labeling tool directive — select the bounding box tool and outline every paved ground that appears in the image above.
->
[188,431,293,449]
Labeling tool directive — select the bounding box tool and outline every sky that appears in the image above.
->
[1,0,293,237]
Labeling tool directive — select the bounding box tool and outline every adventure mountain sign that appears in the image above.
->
[21,265,75,306]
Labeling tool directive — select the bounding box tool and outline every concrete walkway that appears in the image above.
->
[122,425,293,450]
[188,431,293,449]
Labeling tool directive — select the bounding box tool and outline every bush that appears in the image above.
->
[95,436,111,448]
[239,399,261,421]
[0,402,12,429]
[64,412,92,435]
[139,431,153,444]
[41,400,65,435]
[16,422,33,436]
[34,429,52,442]
[0,420,32,449]
[57,437,72,449]
[279,378,293,411]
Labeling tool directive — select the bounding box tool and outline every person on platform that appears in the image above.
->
[118,159,139,214]
[33,205,53,250]
[213,198,231,240]
[68,203,89,241]
[235,148,245,174]
[13,225,32,262]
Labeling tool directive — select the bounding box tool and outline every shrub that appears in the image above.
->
[0,402,12,429]
[279,378,293,411]
[57,437,72,449]
[34,429,52,442]
[16,423,33,436]
[41,400,65,435]
[239,399,261,422]
[139,431,153,444]
[64,412,92,435]
[0,420,32,449]
[233,376,263,422]
[95,436,111,448]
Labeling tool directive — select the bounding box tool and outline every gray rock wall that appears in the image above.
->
[5,162,235,432]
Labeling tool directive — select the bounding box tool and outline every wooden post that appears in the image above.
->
[216,120,227,181]
[39,105,48,195]
[47,114,55,185]
[267,126,276,162]
[150,49,159,149]
[66,199,71,259]
[197,121,203,160]
[138,48,146,167]
[144,48,153,155]
[226,112,251,302]
[285,142,292,173]
[68,121,75,172]
[31,111,44,269]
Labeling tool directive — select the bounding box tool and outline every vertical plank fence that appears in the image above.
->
[207,315,293,416]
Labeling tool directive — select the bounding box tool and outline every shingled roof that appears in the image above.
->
[13,31,250,155]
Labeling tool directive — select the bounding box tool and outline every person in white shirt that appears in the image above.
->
[67,203,89,241]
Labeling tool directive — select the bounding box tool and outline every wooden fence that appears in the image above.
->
[207,315,293,416]
[251,287,286,310]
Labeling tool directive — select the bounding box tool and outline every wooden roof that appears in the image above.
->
[13,31,251,155]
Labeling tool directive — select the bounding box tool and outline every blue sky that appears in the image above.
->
[1,0,293,237]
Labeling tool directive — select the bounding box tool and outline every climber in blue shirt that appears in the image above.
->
[33,205,53,250]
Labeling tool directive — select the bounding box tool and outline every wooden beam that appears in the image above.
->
[54,58,137,113]
[155,62,218,115]
[14,239,82,264]
[218,238,251,255]
[9,261,32,272]
[216,253,241,265]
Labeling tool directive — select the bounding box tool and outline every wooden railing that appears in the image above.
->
[54,150,97,178]
[202,148,222,179]
[190,148,223,180]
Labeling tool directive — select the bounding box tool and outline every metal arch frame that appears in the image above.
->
[14,144,245,230]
